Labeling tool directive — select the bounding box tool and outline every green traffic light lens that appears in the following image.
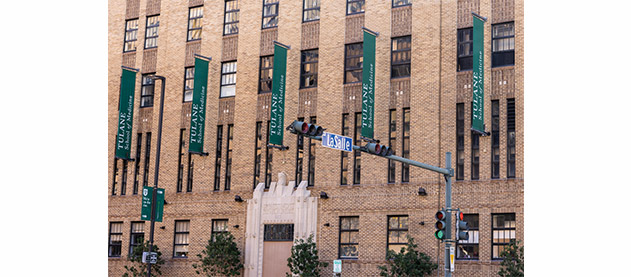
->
[435,230,444,239]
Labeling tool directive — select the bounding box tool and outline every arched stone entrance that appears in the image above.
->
[244,173,318,277]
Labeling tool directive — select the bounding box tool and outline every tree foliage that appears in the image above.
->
[192,232,243,276]
[286,235,328,277]
[123,240,165,277]
[378,236,438,277]
[498,240,524,277]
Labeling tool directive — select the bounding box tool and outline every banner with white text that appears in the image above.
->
[361,29,376,140]
[269,43,288,146]
[115,67,137,160]
[472,14,486,134]
[189,55,210,154]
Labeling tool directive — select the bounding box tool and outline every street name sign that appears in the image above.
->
[321,132,353,152]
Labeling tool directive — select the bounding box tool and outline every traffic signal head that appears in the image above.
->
[456,212,469,241]
[435,210,446,240]
[365,143,394,156]
[289,121,324,137]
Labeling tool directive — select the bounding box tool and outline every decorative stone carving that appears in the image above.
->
[244,172,318,277]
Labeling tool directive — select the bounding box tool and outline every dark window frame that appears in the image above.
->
[344,43,363,84]
[491,22,515,68]
[386,215,409,255]
[223,0,239,35]
[339,216,359,259]
[507,98,516,178]
[264,224,295,241]
[177,129,186,193]
[470,102,480,180]
[402,108,410,182]
[253,121,263,189]
[340,114,350,185]
[133,133,142,195]
[456,214,479,260]
[388,109,397,183]
[456,103,465,180]
[108,222,123,257]
[112,158,119,195]
[140,73,155,108]
[220,60,237,98]
[129,221,145,257]
[121,159,128,195]
[457,27,473,71]
[300,49,319,89]
[353,112,362,185]
[211,219,229,241]
[492,213,516,260]
[346,0,365,15]
[259,55,273,94]
[144,15,160,49]
[173,220,190,258]
[214,125,223,191]
[142,132,151,187]
[491,100,500,179]
[264,120,273,189]
[123,18,138,53]
[187,6,204,42]
[392,0,412,8]
[225,124,234,190]
[183,66,194,103]
[262,0,279,29]
[302,0,320,23]
[391,36,411,79]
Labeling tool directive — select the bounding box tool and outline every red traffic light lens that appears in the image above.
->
[301,122,309,133]
[459,212,464,221]
[435,211,445,220]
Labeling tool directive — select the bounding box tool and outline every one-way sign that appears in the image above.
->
[321,132,353,152]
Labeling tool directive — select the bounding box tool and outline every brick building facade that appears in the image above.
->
[108,0,524,276]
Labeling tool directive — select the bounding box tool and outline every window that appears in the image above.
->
[225,124,234,190]
[456,103,464,180]
[187,6,203,41]
[221,61,237,97]
[391,36,411,78]
[491,100,500,179]
[340,114,350,185]
[300,49,319,88]
[145,15,159,49]
[353,112,362,184]
[129,222,145,256]
[295,117,304,186]
[492,213,516,259]
[346,0,365,15]
[214,126,223,191]
[457,28,473,71]
[402,108,410,182]
[344,43,363,84]
[212,219,229,241]
[262,0,279,29]
[123,19,138,52]
[108,222,123,257]
[187,150,194,193]
[183,67,194,102]
[177,129,186,192]
[457,214,479,260]
[492,22,515,67]
[140,74,155,108]
[253,122,263,188]
[264,224,294,241]
[388,110,396,183]
[121,160,128,195]
[339,216,359,259]
[259,56,273,94]
[173,220,190,258]
[387,216,408,254]
[133,133,142,195]
[307,117,316,186]
[264,121,273,188]
[143,132,151,187]
[392,0,411,7]
[112,158,118,195]
[303,0,320,22]
[224,0,239,35]
[507,98,516,178]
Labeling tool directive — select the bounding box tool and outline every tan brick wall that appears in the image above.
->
[109,0,524,276]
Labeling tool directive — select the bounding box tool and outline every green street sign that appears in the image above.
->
[471,14,486,134]
[269,42,289,146]
[361,29,377,140]
[115,67,137,160]
[141,186,164,222]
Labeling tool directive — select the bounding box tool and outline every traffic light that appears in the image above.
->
[364,143,394,157]
[289,120,324,137]
[435,210,447,240]
[456,212,469,241]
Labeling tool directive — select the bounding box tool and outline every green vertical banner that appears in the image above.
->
[141,186,164,222]
[361,29,377,140]
[189,55,211,154]
[115,67,138,160]
[269,42,289,146]
[472,14,487,134]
